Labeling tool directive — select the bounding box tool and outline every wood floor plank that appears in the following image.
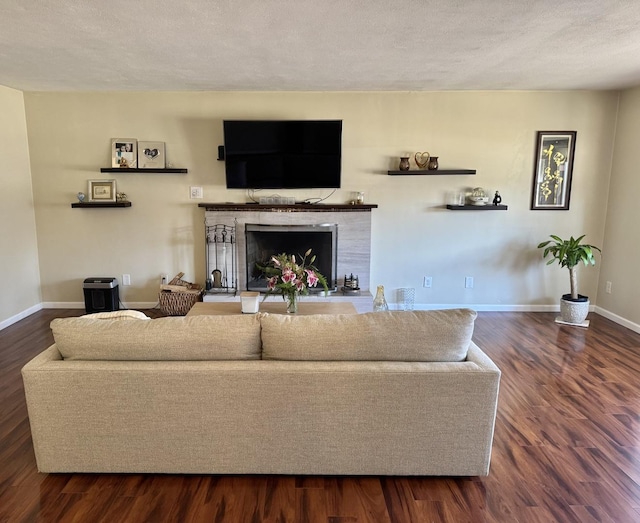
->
[296,485,329,523]
[1,309,640,522]
[569,504,619,523]
[324,477,391,523]
[260,476,296,523]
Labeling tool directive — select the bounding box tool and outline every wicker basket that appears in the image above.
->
[159,290,202,316]
[159,273,203,316]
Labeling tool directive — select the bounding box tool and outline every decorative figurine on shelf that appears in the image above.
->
[414,151,430,169]
[427,156,439,170]
[342,273,361,295]
[76,192,85,203]
[399,157,410,171]
[469,187,489,205]
[493,191,502,206]
[116,192,128,202]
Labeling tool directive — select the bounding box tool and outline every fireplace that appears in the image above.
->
[201,203,376,307]
[245,223,338,292]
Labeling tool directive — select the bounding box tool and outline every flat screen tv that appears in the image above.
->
[223,120,342,189]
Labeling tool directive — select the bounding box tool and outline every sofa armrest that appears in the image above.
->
[466,342,501,375]
[21,345,62,370]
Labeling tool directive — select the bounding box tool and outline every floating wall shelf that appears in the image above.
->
[100,168,188,174]
[446,204,508,211]
[388,169,476,176]
[198,203,378,212]
[71,202,132,208]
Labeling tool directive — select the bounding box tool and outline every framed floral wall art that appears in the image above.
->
[530,131,577,210]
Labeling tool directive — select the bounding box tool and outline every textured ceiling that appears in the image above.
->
[1,0,640,92]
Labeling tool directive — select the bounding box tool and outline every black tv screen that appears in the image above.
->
[223,120,342,189]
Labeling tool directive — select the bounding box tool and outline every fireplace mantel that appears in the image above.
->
[198,203,377,212]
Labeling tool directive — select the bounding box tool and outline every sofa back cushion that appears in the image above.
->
[51,315,261,360]
[261,309,477,362]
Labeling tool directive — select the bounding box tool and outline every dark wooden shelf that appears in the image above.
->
[198,203,378,212]
[71,201,132,208]
[388,169,476,176]
[100,168,188,173]
[446,204,508,211]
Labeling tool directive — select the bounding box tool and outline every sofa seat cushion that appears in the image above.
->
[51,315,261,361]
[261,309,477,362]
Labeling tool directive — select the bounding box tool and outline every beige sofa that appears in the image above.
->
[22,309,500,476]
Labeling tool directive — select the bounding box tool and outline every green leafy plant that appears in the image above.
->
[537,235,601,300]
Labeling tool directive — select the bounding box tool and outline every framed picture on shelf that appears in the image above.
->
[111,138,137,168]
[88,179,117,202]
[530,131,577,210]
[138,141,166,169]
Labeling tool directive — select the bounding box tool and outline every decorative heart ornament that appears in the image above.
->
[415,151,430,168]
[144,148,159,160]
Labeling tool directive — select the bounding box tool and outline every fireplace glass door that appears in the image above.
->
[245,223,338,292]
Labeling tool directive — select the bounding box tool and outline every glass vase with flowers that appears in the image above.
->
[258,249,329,313]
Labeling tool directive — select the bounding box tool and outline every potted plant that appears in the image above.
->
[537,234,601,325]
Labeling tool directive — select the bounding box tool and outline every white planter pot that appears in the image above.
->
[560,294,590,324]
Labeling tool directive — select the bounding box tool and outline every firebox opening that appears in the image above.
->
[245,223,338,293]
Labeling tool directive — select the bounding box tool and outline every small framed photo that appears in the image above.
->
[88,179,117,202]
[111,138,137,168]
[530,131,577,210]
[138,141,166,169]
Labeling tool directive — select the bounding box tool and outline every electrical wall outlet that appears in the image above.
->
[122,274,131,286]
[423,276,432,288]
[465,276,474,289]
[605,281,612,294]
[190,186,203,199]
[161,274,168,285]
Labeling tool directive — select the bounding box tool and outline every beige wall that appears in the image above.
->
[0,86,41,327]
[23,91,618,310]
[597,87,640,326]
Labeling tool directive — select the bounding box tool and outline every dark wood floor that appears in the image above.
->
[1,309,639,522]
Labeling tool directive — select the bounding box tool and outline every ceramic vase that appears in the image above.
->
[427,156,439,170]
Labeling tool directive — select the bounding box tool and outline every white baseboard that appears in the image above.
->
[594,306,640,334]
[0,303,43,331]
[399,303,561,312]
[42,302,85,309]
